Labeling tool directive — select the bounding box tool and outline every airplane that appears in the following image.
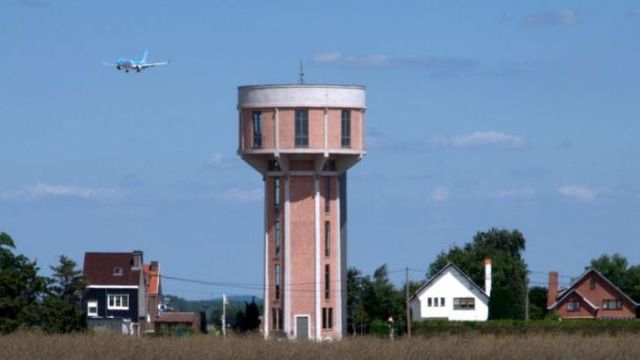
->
[103,50,169,73]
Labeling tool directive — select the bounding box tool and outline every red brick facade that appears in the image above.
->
[547,269,637,319]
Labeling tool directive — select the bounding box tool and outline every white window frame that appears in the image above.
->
[87,300,98,317]
[107,294,130,310]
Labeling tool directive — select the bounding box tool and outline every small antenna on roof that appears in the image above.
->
[298,60,305,84]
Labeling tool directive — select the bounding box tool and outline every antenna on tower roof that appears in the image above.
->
[298,60,305,84]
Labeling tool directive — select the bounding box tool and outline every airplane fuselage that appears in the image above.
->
[107,51,168,73]
[115,58,143,72]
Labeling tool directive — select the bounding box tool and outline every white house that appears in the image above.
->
[409,259,492,322]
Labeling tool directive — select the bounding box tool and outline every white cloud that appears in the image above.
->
[428,131,526,150]
[1,182,128,201]
[429,187,450,203]
[480,187,536,199]
[221,188,263,203]
[523,9,582,27]
[312,52,477,75]
[207,152,224,166]
[558,185,600,202]
[312,52,343,63]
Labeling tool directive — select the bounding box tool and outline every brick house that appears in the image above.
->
[547,268,638,319]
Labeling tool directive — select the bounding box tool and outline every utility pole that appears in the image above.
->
[405,267,411,338]
[221,293,228,337]
[524,272,530,321]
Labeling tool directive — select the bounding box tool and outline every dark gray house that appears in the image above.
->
[83,251,148,335]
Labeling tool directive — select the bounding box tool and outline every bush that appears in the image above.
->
[369,319,391,337]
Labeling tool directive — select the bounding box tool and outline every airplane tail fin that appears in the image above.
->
[141,49,149,63]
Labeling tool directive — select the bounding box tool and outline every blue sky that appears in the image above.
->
[2,0,640,298]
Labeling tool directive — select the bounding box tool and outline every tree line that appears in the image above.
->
[0,232,85,334]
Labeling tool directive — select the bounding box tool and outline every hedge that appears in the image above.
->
[411,319,640,336]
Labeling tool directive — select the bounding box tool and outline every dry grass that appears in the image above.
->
[2,333,640,359]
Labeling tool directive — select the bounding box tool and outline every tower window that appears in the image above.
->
[252,111,262,148]
[272,307,283,330]
[295,109,309,147]
[325,264,330,300]
[324,221,330,257]
[322,307,333,329]
[275,264,281,300]
[274,220,281,258]
[341,110,351,147]
[324,177,331,213]
[274,177,280,213]
[268,160,281,171]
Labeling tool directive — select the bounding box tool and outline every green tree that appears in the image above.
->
[362,265,404,332]
[347,267,367,335]
[234,298,260,333]
[428,228,528,319]
[40,255,86,333]
[527,286,548,320]
[589,253,640,302]
[590,253,628,288]
[0,232,47,333]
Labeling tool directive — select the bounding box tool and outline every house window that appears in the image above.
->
[107,294,129,310]
[87,300,98,317]
[603,299,622,310]
[590,278,597,290]
[322,307,333,329]
[441,297,445,307]
[567,300,581,312]
[325,265,330,300]
[252,111,262,148]
[453,297,475,310]
[113,267,123,276]
[434,297,439,307]
[341,110,351,147]
[275,264,281,300]
[274,177,281,213]
[324,221,330,257]
[427,298,432,307]
[324,177,331,213]
[295,109,309,147]
[274,221,281,258]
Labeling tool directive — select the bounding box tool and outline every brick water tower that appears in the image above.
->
[237,84,366,340]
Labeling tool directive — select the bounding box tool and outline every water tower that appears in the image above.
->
[237,84,366,340]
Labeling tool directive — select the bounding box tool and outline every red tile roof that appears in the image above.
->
[83,252,141,286]
[156,312,200,323]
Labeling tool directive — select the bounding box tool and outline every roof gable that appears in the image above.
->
[549,268,637,310]
[550,288,599,311]
[410,263,488,302]
[83,252,141,286]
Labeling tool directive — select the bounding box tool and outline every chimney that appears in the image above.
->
[132,250,143,270]
[547,271,559,309]
[484,258,492,296]
[150,261,159,272]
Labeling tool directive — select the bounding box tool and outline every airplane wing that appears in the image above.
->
[102,60,116,67]
[140,61,170,69]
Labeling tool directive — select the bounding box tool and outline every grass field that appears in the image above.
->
[2,333,640,360]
